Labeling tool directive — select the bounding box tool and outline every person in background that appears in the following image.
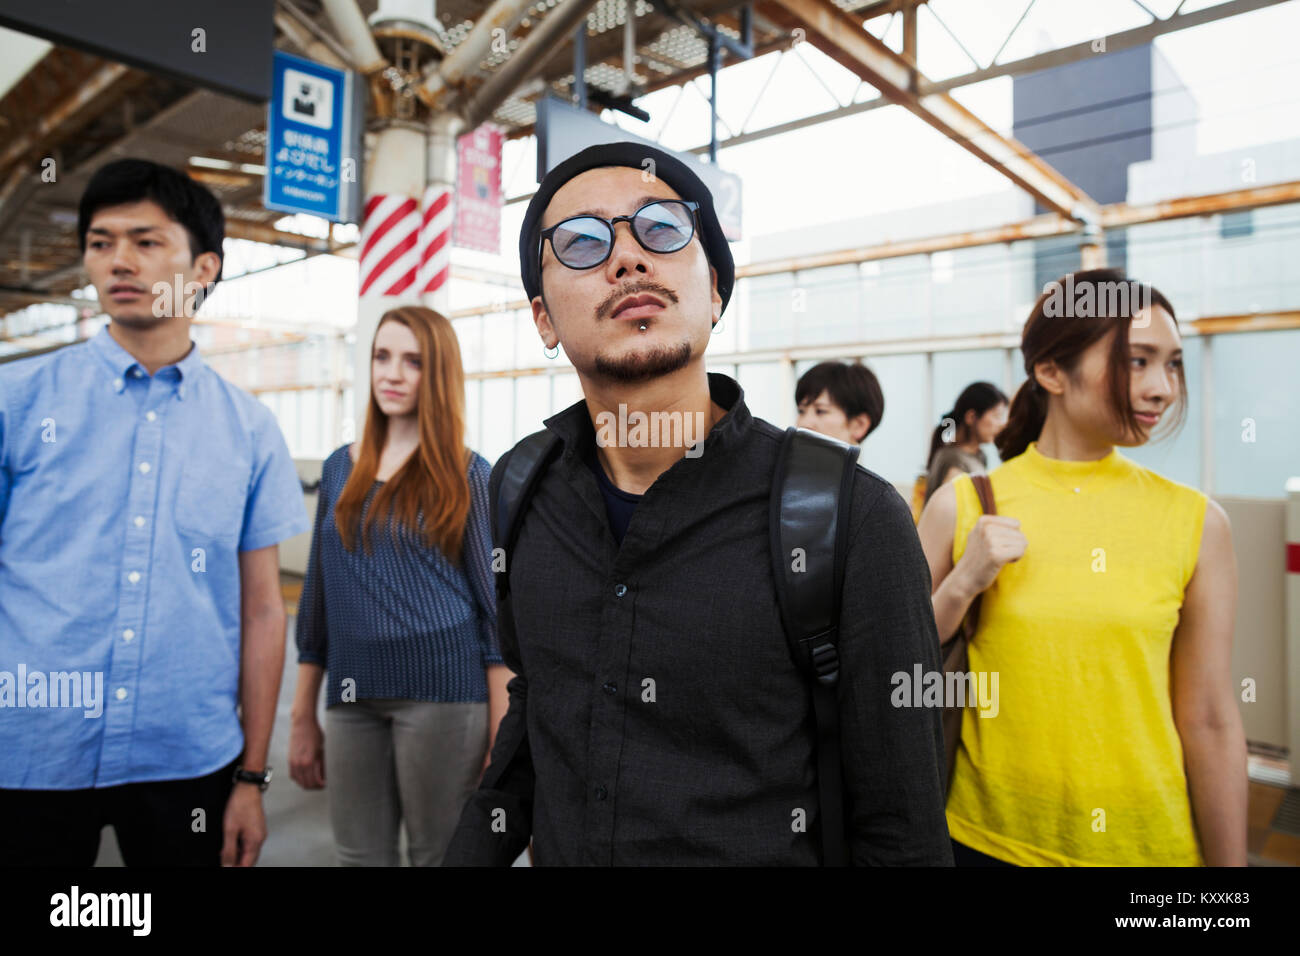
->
[794,360,885,446]
[289,306,510,867]
[922,382,1009,507]
[917,269,1246,866]
[0,158,308,866]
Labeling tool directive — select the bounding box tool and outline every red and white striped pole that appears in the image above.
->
[417,183,452,297]
[421,112,463,311]
[353,123,426,440]
[360,192,421,297]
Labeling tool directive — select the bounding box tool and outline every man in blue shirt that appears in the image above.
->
[0,159,310,866]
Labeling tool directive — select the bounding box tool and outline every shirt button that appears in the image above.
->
[113,378,124,391]
[133,515,146,528]
[122,628,135,642]
[594,785,608,801]
[128,571,141,584]
[603,682,617,695]
[138,461,151,474]
[145,411,157,422]
[115,688,127,701]
[614,583,627,597]
[130,368,143,377]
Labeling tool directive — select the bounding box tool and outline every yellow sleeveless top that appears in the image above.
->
[945,442,1207,866]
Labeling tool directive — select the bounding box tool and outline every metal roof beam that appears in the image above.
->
[0,62,134,173]
[1102,179,1300,228]
[494,179,1300,301]
[420,0,534,111]
[918,0,1291,96]
[511,0,747,99]
[741,179,1300,277]
[759,0,1096,218]
[457,0,608,131]
[510,0,1286,148]
[854,0,928,19]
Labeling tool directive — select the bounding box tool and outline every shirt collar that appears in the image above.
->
[90,323,205,397]
[543,371,753,461]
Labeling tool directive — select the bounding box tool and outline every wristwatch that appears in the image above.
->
[232,766,273,791]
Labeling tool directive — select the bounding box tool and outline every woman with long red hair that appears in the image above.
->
[288,306,509,866]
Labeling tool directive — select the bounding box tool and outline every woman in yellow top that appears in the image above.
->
[918,268,1246,866]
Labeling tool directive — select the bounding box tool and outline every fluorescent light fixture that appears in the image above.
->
[188,156,267,175]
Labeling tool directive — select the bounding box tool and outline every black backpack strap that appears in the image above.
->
[769,426,860,867]
[494,429,563,603]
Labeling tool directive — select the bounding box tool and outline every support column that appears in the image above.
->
[1075,202,1106,269]
[573,22,587,109]
[902,1,918,70]
[1201,334,1215,494]
[353,122,427,440]
[1287,477,1300,767]
[1080,239,1108,269]
[421,111,464,314]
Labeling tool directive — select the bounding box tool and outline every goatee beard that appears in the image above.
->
[592,338,692,384]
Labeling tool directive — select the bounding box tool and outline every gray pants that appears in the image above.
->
[324,698,487,866]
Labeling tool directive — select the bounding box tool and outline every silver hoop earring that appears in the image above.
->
[544,343,559,360]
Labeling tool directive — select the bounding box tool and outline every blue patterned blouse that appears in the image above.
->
[295,444,502,708]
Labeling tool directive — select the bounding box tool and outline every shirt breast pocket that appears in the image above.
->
[174,457,250,547]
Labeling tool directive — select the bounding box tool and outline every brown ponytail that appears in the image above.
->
[996,268,1186,462]
[995,378,1049,461]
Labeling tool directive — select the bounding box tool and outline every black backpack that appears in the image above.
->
[493,425,860,866]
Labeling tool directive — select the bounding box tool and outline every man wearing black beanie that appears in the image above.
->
[443,142,951,866]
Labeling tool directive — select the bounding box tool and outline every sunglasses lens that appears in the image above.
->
[634,202,693,252]
[551,217,611,268]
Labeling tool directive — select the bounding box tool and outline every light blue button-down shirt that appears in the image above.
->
[0,324,310,789]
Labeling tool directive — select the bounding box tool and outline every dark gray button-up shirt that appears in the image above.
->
[444,373,952,866]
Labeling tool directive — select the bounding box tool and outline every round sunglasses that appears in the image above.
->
[539,199,701,270]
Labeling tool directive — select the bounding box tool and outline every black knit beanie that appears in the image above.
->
[519,141,735,315]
